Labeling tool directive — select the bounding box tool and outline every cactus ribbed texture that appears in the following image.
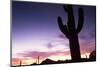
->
[57,5,84,61]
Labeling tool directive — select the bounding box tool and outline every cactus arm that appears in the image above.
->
[57,16,69,38]
[63,25,70,38]
[76,8,84,34]
[64,5,76,32]
[64,5,73,13]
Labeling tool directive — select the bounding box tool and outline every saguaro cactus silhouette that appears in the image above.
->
[57,5,84,61]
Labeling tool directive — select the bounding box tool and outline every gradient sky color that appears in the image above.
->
[12,1,96,65]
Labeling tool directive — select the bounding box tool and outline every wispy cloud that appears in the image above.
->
[18,51,70,59]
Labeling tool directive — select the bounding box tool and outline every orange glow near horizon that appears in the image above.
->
[48,55,71,61]
[12,52,91,66]
[81,53,90,58]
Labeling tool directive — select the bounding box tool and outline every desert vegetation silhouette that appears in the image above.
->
[57,5,84,61]
[12,51,96,67]
[12,5,96,67]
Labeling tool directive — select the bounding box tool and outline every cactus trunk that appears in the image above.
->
[69,34,81,61]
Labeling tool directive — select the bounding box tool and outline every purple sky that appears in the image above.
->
[12,1,96,64]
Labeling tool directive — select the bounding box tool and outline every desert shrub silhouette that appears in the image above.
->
[89,50,96,61]
[57,5,84,61]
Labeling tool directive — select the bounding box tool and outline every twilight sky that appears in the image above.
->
[12,1,96,65]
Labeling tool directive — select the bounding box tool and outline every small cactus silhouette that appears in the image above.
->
[37,56,39,64]
[19,60,22,66]
[57,5,84,61]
